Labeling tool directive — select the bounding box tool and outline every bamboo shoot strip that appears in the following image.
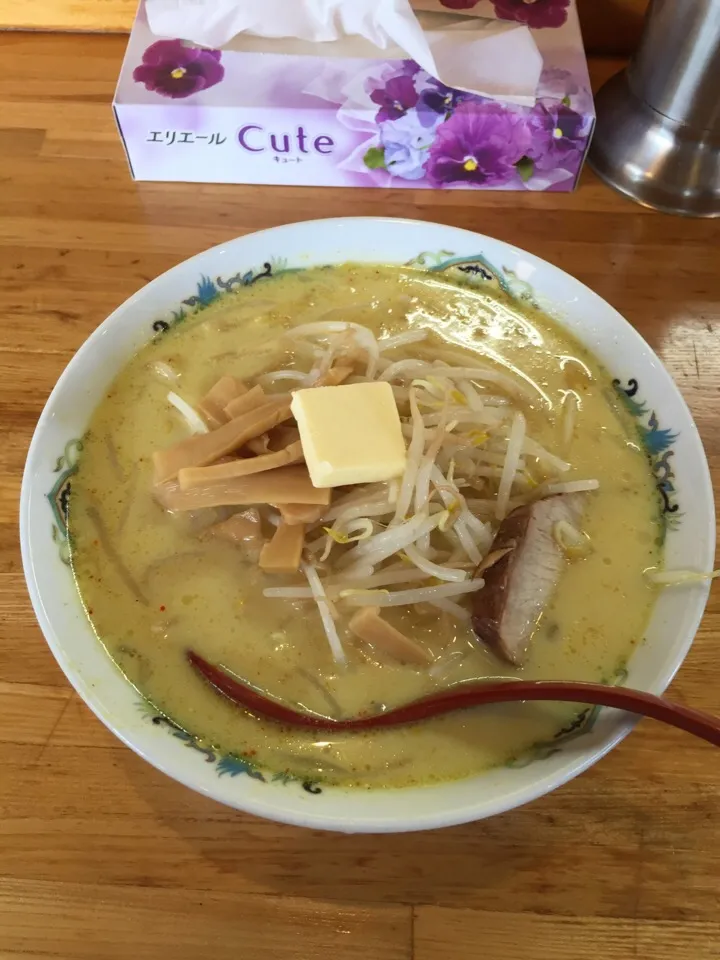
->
[224,384,267,419]
[157,465,331,511]
[153,396,292,482]
[179,442,304,489]
[198,375,248,426]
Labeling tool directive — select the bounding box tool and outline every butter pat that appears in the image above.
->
[291,381,407,488]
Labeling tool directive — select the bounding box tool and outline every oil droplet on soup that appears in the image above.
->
[69,264,661,788]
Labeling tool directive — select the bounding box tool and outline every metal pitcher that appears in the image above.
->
[588,0,720,217]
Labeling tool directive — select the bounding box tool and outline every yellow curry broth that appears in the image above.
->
[69,264,660,787]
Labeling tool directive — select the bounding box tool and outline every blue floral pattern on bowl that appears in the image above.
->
[48,250,680,789]
[612,378,680,539]
[136,701,322,793]
[48,439,83,565]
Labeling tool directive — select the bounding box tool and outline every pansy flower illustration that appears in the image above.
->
[526,101,588,170]
[133,40,225,99]
[426,101,531,187]
[490,0,570,28]
[369,74,419,123]
[418,78,467,126]
[440,0,569,27]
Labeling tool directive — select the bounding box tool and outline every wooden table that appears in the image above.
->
[1,33,719,960]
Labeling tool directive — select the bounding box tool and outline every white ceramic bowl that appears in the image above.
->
[20,217,715,833]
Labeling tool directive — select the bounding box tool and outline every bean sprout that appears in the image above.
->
[496,412,526,519]
[341,579,484,607]
[167,392,209,435]
[302,561,346,665]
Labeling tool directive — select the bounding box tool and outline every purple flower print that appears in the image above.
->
[439,0,482,8]
[400,60,422,79]
[369,74,419,123]
[426,101,531,187]
[418,78,467,126]
[491,0,570,28]
[133,40,224,99]
[526,101,588,171]
[538,67,594,117]
[538,67,579,101]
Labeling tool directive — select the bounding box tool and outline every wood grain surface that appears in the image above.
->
[1,34,719,960]
[0,0,649,56]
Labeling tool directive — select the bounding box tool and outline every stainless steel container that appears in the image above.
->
[588,0,720,217]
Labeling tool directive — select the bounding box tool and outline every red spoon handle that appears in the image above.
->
[187,651,720,746]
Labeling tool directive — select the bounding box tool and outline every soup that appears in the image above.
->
[69,263,661,788]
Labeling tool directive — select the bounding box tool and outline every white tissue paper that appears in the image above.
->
[144,0,543,105]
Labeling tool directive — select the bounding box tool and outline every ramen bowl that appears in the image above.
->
[20,217,714,832]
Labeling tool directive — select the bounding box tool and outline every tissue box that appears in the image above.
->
[114,0,594,192]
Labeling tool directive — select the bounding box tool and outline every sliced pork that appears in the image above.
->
[472,494,586,665]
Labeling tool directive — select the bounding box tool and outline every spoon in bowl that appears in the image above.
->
[187,650,720,746]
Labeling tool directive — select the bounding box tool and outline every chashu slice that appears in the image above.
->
[472,494,586,666]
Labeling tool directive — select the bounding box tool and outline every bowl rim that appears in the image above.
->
[19,216,716,832]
